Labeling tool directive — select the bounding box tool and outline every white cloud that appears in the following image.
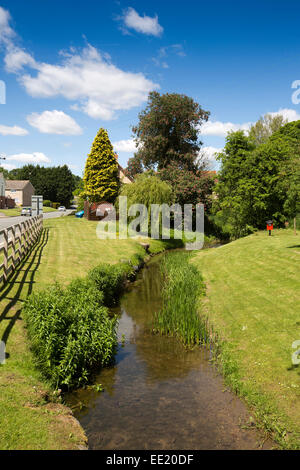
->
[201,120,251,137]
[112,139,137,153]
[0,8,158,120]
[0,6,14,45]
[4,47,37,73]
[123,7,163,37]
[200,109,300,139]
[1,163,17,171]
[201,146,222,161]
[19,45,158,120]
[268,108,300,122]
[0,6,36,73]
[152,44,185,69]
[6,152,51,164]
[0,124,28,136]
[67,163,79,171]
[200,146,222,170]
[27,110,82,135]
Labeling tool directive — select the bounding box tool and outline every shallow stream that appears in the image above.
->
[67,253,270,450]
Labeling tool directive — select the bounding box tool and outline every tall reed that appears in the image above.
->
[153,252,207,346]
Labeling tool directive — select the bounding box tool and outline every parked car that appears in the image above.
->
[58,206,66,211]
[21,207,32,217]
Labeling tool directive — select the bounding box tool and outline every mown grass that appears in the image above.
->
[0,206,56,217]
[0,216,180,449]
[34,217,182,286]
[192,229,300,448]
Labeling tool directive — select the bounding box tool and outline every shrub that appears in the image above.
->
[76,197,84,211]
[88,262,135,306]
[23,278,118,389]
[43,200,52,207]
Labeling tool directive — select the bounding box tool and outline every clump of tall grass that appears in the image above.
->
[24,278,118,389]
[88,263,131,306]
[153,252,207,346]
[23,258,143,390]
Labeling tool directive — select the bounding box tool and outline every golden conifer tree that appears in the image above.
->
[82,128,120,202]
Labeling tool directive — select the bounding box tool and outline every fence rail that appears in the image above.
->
[0,215,43,284]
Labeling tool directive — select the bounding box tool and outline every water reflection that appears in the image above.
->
[67,254,270,450]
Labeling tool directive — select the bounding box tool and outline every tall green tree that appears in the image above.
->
[132,91,210,171]
[56,165,75,206]
[7,164,75,206]
[82,128,120,203]
[158,162,215,211]
[0,167,9,179]
[280,155,300,233]
[213,129,294,237]
[125,154,144,180]
[248,113,287,146]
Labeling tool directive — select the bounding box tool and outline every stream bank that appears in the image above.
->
[67,252,272,450]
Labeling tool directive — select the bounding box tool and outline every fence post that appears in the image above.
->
[22,221,27,256]
[3,229,8,282]
[11,226,16,271]
[0,215,44,286]
[28,219,33,247]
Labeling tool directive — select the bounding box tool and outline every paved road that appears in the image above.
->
[0,209,74,231]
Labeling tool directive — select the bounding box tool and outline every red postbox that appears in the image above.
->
[266,220,273,236]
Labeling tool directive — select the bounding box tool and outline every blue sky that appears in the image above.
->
[1,0,300,175]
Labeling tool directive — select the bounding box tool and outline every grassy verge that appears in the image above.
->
[0,208,23,217]
[42,207,57,213]
[0,207,57,217]
[0,216,182,449]
[192,229,300,448]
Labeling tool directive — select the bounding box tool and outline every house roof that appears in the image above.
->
[118,163,133,182]
[5,180,32,190]
[114,153,133,183]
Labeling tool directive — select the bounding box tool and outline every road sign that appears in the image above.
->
[32,195,43,217]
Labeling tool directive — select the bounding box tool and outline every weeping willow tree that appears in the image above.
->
[119,173,173,209]
[82,128,120,202]
[119,173,174,237]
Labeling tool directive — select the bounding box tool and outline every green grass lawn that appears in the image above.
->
[2,216,298,448]
[0,207,22,216]
[0,206,57,217]
[193,229,300,448]
[42,207,57,213]
[0,216,179,449]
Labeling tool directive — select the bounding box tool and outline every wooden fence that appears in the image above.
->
[0,215,43,284]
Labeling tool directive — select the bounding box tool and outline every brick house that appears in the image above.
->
[5,180,35,206]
